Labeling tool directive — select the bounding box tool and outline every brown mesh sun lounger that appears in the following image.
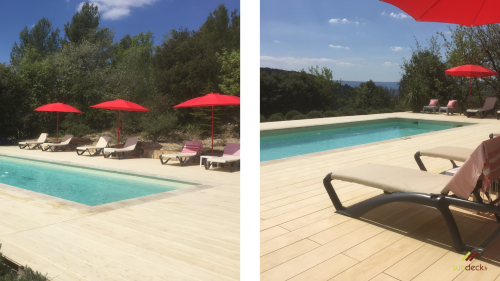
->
[18,133,48,150]
[76,136,111,156]
[40,135,76,152]
[416,133,500,171]
[323,137,500,257]
[102,137,143,160]
[466,97,497,118]
[205,143,240,173]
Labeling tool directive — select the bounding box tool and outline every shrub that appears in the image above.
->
[369,109,379,114]
[268,113,284,122]
[285,110,301,120]
[380,108,393,113]
[393,107,406,112]
[338,108,355,116]
[140,113,178,143]
[306,110,323,119]
[292,114,307,120]
[355,109,368,115]
[324,110,338,117]
[60,122,93,138]
[260,115,266,122]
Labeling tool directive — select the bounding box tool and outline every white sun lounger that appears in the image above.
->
[76,136,111,156]
[102,137,143,160]
[205,143,240,172]
[159,141,203,166]
[41,135,75,152]
[18,133,48,150]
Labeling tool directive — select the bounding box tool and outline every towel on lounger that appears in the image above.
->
[445,136,500,199]
[182,141,203,155]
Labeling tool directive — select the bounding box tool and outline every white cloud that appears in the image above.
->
[30,23,35,28]
[382,11,409,19]
[329,18,357,24]
[274,40,280,43]
[260,56,355,68]
[382,62,398,66]
[390,12,408,19]
[329,45,350,50]
[391,46,403,51]
[77,0,159,20]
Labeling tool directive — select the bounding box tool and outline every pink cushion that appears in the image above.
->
[182,141,203,155]
[447,100,456,107]
[429,100,438,106]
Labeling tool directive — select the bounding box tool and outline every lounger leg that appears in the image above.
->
[450,160,458,168]
[159,155,170,164]
[205,160,212,170]
[230,160,240,173]
[76,149,86,155]
[435,196,468,253]
[181,155,196,167]
[323,174,347,212]
[414,151,427,171]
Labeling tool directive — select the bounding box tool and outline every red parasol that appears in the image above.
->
[90,99,150,147]
[445,64,498,108]
[380,0,500,27]
[34,102,82,142]
[174,93,240,155]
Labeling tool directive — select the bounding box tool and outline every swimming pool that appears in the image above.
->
[0,156,195,206]
[260,118,474,162]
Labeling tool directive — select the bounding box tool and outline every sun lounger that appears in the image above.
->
[205,143,240,172]
[18,133,48,150]
[41,135,76,152]
[438,100,461,115]
[422,99,440,114]
[466,97,497,118]
[159,141,203,166]
[76,136,111,156]
[414,146,475,171]
[102,137,143,160]
[323,137,500,256]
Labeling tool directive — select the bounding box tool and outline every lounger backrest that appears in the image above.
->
[37,133,48,143]
[181,141,203,155]
[223,143,240,156]
[445,136,500,199]
[483,97,497,110]
[60,135,73,144]
[96,136,111,147]
[123,137,139,149]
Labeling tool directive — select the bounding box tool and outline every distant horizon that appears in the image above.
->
[261,67,400,83]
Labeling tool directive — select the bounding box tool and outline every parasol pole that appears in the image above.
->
[468,77,472,109]
[57,112,59,143]
[212,106,214,155]
[117,110,121,147]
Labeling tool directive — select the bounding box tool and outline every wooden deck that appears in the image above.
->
[0,147,239,280]
[260,112,500,281]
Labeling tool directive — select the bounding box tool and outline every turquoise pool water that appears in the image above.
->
[0,156,194,206]
[261,119,472,162]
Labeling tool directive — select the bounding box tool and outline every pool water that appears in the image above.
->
[0,156,194,206]
[261,120,471,162]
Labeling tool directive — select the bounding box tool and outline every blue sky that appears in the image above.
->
[261,0,460,82]
[0,0,240,64]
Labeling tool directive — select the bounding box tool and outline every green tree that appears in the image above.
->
[399,37,457,112]
[10,18,60,67]
[217,48,240,95]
